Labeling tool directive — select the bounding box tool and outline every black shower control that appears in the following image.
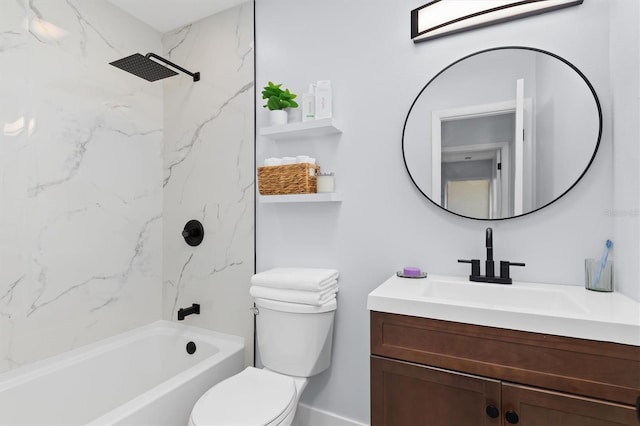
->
[182,220,204,246]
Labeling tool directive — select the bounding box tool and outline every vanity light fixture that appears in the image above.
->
[411,0,583,43]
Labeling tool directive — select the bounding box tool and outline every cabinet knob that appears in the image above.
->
[485,405,499,418]
[505,410,520,424]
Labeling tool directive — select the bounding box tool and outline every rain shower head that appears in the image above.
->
[109,53,200,82]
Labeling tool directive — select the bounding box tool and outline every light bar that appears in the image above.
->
[411,0,583,43]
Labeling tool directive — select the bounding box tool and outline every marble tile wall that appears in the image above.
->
[0,0,164,374]
[0,0,255,374]
[161,4,255,366]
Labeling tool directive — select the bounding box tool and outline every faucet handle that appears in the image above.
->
[458,259,481,277]
[500,261,525,281]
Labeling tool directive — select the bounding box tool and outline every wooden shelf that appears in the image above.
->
[259,118,341,140]
[258,192,342,203]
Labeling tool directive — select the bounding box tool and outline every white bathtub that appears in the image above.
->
[0,320,244,426]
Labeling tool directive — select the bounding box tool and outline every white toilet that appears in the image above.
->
[188,296,337,426]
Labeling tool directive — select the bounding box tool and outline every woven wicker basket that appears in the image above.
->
[257,163,320,195]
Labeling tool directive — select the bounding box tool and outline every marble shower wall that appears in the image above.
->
[161,4,255,366]
[0,0,164,374]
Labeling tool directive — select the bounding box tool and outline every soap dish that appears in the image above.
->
[396,271,428,279]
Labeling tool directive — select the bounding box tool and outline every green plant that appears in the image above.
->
[262,81,299,110]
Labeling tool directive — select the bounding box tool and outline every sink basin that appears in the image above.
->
[421,276,589,314]
[367,274,640,346]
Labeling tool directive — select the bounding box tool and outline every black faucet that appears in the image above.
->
[485,227,494,278]
[458,227,525,284]
[177,303,200,320]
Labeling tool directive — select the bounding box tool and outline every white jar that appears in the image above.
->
[317,173,335,193]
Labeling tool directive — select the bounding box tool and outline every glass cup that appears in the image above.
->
[584,258,613,292]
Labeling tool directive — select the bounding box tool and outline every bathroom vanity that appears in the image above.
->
[368,275,640,425]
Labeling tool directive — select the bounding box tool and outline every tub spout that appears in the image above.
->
[177,303,200,321]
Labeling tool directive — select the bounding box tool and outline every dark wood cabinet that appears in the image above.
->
[370,311,640,426]
[371,356,501,425]
[503,383,636,426]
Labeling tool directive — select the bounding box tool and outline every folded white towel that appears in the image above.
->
[251,268,339,291]
[264,157,282,166]
[249,284,338,306]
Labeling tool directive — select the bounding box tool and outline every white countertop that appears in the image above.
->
[367,274,640,346]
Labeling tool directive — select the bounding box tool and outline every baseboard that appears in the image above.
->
[294,403,368,426]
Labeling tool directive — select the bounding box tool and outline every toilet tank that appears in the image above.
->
[254,298,336,377]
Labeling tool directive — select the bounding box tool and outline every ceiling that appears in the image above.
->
[106,0,246,33]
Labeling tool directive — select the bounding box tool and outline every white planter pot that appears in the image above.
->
[269,109,288,126]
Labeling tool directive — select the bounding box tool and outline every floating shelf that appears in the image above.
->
[259,118,341,140]
[258,192,343,203]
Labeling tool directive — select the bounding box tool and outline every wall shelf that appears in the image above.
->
[259,118,341,140]
[258,192,342,203]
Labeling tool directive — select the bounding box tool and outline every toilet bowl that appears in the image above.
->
[189,297,337,426]
[188,367,307,426]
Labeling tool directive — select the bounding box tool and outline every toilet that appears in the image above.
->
[188,296,337,426]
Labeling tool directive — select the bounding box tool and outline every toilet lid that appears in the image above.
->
[190,367,296,426]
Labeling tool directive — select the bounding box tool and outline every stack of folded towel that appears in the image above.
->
[249,267,339,306]
[263,156,317,166]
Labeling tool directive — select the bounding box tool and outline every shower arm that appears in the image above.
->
[146,53,200,82]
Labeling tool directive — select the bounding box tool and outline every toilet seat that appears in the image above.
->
[189,367,297,426]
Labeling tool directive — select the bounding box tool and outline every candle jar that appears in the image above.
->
[316,172,335,193]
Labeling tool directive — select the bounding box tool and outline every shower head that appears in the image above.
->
[109,53,200,82]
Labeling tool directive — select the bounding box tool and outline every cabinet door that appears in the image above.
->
[502,383,638,426]
[371,356,501,426]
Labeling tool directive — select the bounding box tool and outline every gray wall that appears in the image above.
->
[534,52,599,207]
[610,0,640,303]
[256,0,637,423]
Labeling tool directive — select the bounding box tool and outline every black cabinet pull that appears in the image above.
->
[485,405,499,418]
[505,410,519,424]
[636,395,639,422]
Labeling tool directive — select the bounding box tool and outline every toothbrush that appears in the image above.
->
[593,239,612,288]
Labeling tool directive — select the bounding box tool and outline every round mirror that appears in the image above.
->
[402,46,602,220]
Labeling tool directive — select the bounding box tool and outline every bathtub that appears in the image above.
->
[0,320,244,426]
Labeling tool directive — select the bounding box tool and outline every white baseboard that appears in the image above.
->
[294,403,368,426]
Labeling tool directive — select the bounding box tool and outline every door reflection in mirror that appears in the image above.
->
[436,91,531,219]
[441,113,511,219]
[403,47,601,220]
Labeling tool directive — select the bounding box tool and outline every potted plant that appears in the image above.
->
[262,81,298,126]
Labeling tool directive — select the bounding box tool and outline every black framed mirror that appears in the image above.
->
[402,46,602,220]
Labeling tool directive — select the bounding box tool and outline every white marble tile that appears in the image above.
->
[1,0,254,375]
[0,0,164,374]
[162,3,255,366]
[1,0,254,374]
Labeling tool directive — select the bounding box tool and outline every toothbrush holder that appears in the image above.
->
[584,258,613,292]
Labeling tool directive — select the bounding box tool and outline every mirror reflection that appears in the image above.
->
[402,47,602,220]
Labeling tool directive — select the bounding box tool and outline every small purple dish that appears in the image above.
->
[396,267,427,279]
